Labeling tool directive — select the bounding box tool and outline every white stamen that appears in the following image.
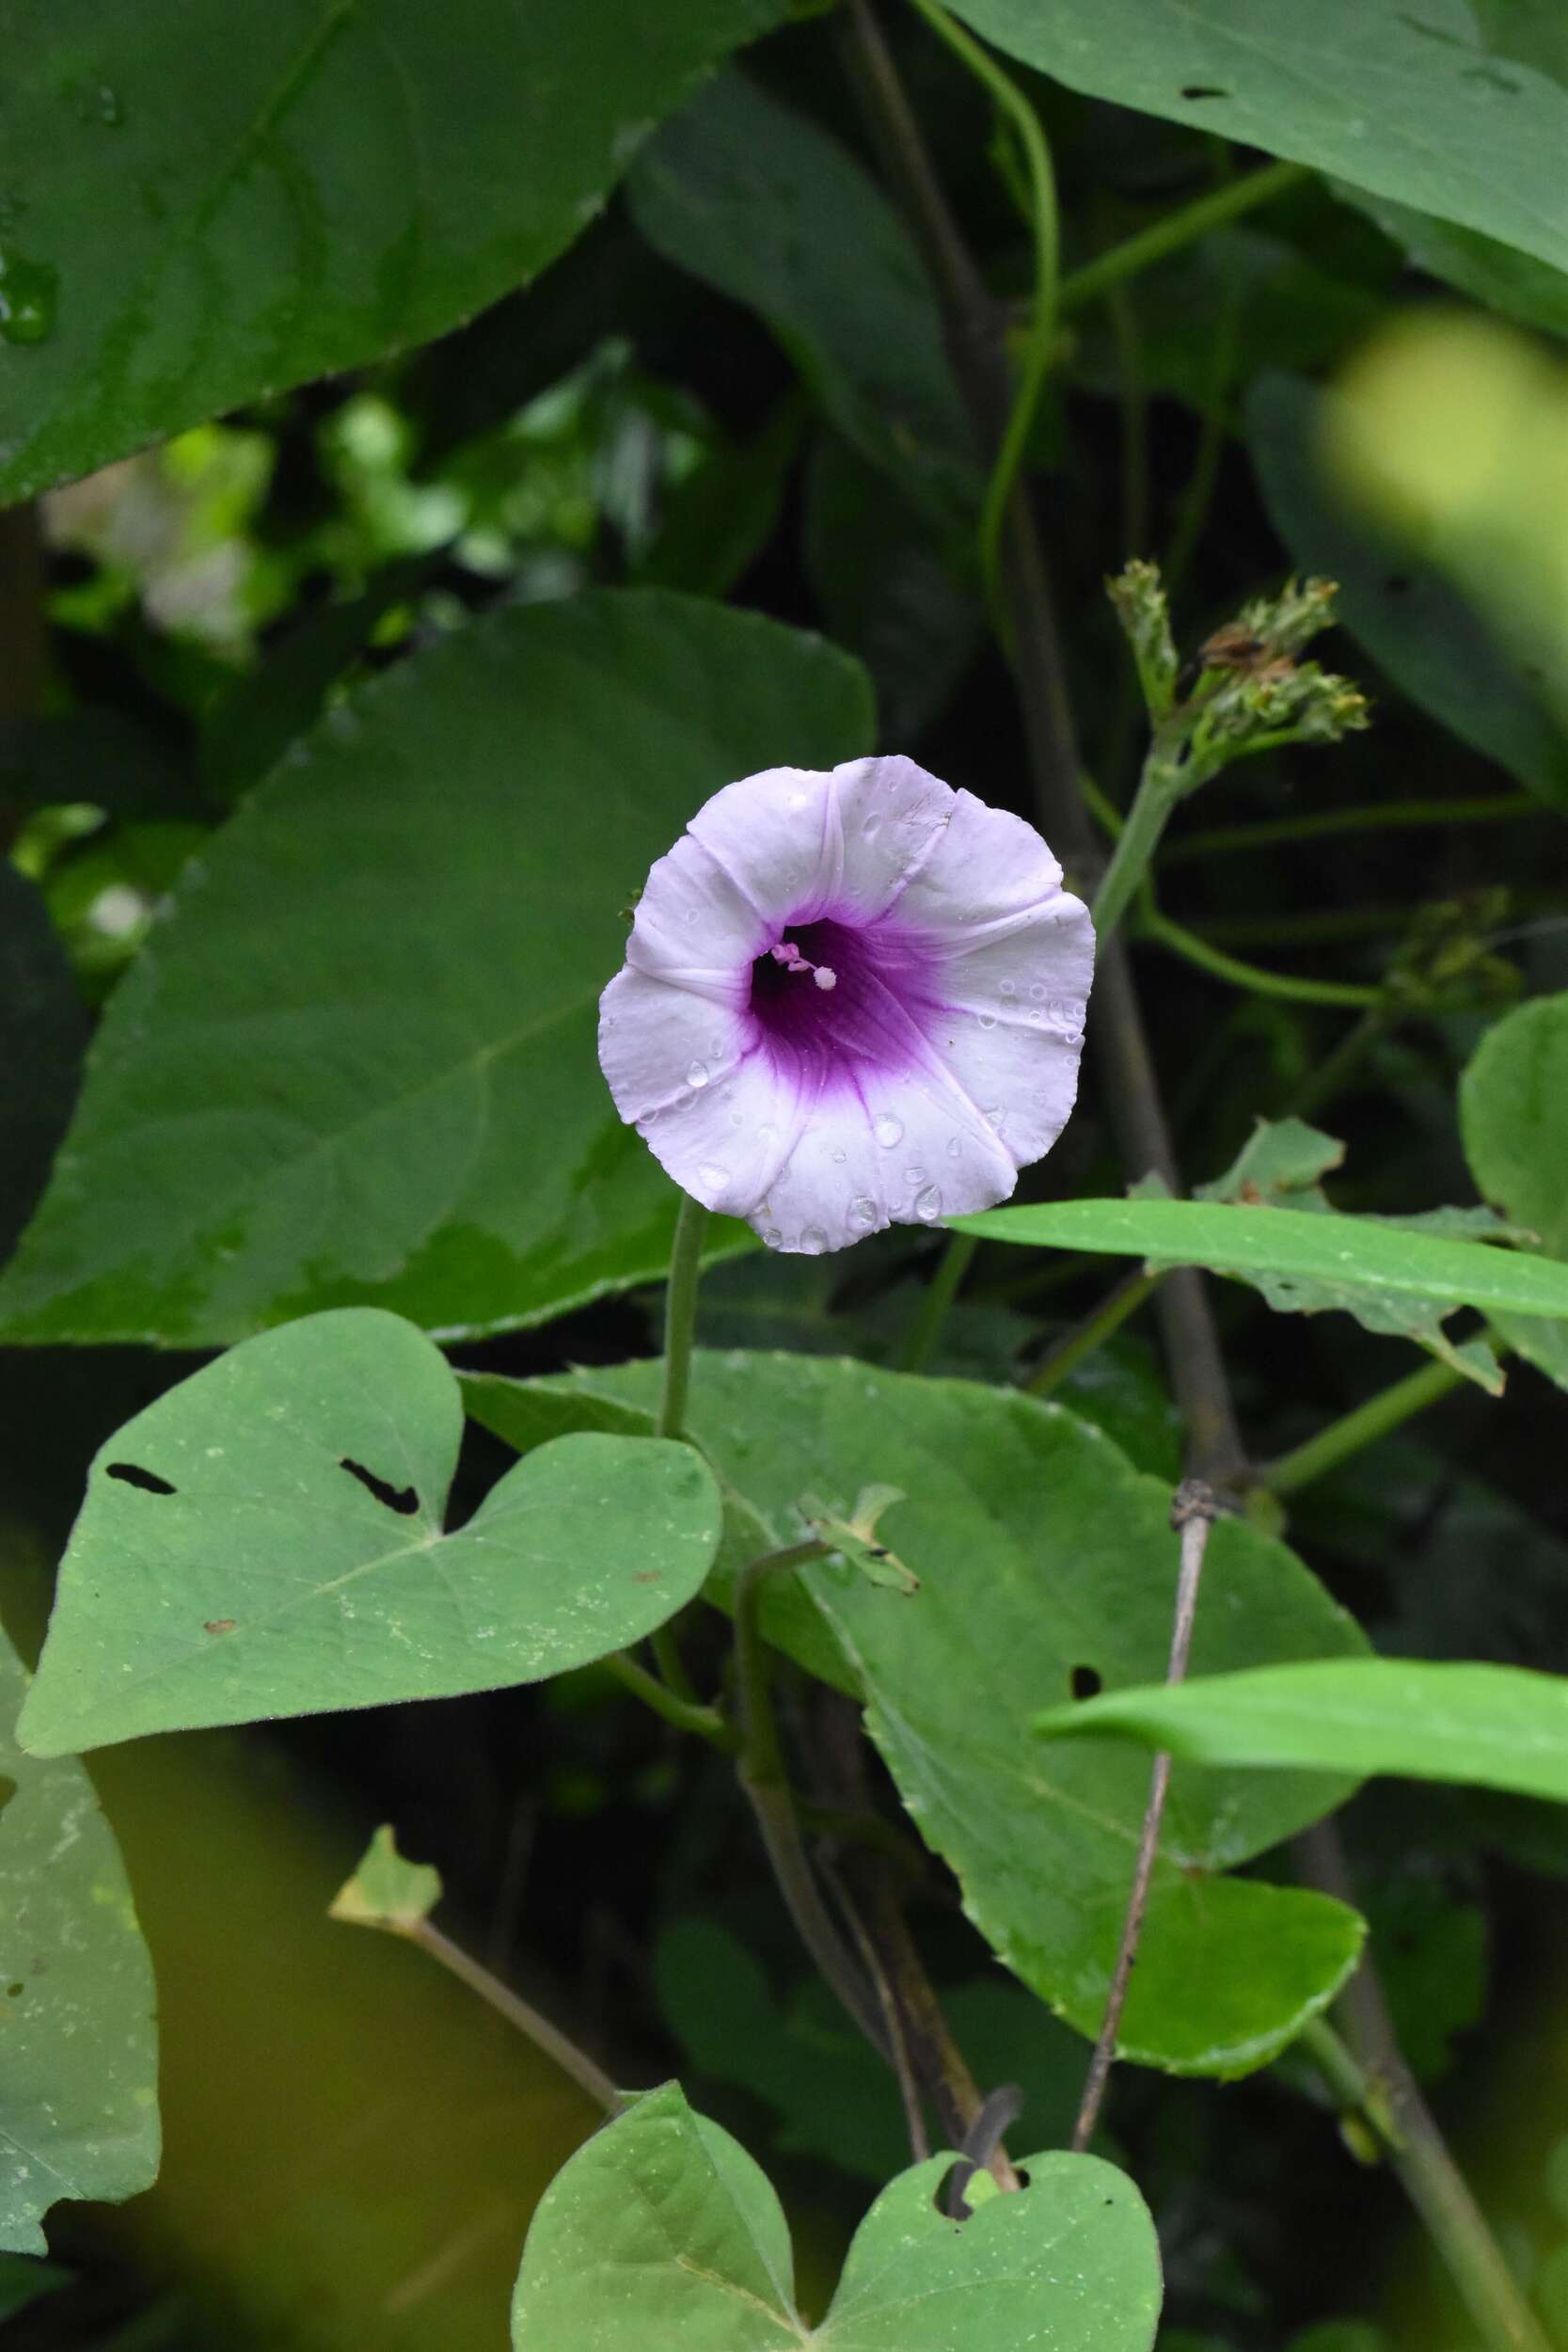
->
[813,965,837,991]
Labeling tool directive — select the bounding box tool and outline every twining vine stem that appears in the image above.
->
[1071,1483,1216,2151]
[649,1191,709,1702]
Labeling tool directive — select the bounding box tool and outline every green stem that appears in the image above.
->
[901,1232,979,1373]
[1139,903,1384,1009]
[733,1540,890,2054]
[405,1918,618,2113]
[600,1652,736,1750]
[650,1192,709,1704]
[1297,2013,1376,2116]
[1265,1355,1472,1498]
[1166,789,1541,865]
[1090,761,1181,944]
[657,1192,708,1441]
[1058,159,1309,316]
[908,0,1059,628]
[1025,1268,1159,1396]
[1297,1824,1552,2352]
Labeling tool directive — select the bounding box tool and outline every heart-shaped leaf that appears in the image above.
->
[1461,992,1568,1391]
[19,1309,721,1756]
[511,2080,1163,2349]
[0,592,870,1346]
[0,1620,158,2251]
[481,1354,1367,2074]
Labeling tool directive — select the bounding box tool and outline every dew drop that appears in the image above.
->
[686,1059,709,1089]
[984,1107,1006,1133]
[874,1113,904,1148]
[800,1225,830,1255]
[850,1196,878,1230]
[684,907,699,925]
[976,1011,997,1030]
[946,1136,962,1157]
[863,816,881,838]
[1030,981,1048,1001]
[763,1226,783,1248]
[914,1184,943,1223]
[697,1160,727,1190]
[832,1149,847,1164]
[906,1164,927,1185]
[1000,977,1016,996]
[0,248,59,345]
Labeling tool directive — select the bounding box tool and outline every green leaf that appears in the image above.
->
[945,0,1568,276]
[0,1620,158,2252]
[18,1309,722,1756]
[1461,992,1568,1391]
[1185,1117,1513,1391]
[578,1353,1366,2075]
[0,868,87,1269]
[511,2079,1163,2349]
[803,431,983,744]
[0,0,789,504]
[628,72,978,528]
[1331,188,1568,342]
[0,592,870,1346]
[1247,372,1568,806]
[1037,1659,1568,1804]
[0,2254,71,2321]
[328,1824,441,1932]
[951,1196,1568,1327]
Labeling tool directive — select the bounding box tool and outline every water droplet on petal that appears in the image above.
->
[850,1196,878,1230]
[976,1011,996,1030]
[984,1107,1006,1133]
[914,1184,943,1223]
[800,1225,830,1255]
[1030,982,1048,1001]
[874,1114,904,1148]
[1000,978,1016,996]
[832,1149,847,1164]
[906,1165,927,1185]
[863,816,880,838]
[697,1160,727,1191]
[684,908,699,925]
[763,1226,783,1248]
[946,1136,962,1157]
[686,1060,709,1089]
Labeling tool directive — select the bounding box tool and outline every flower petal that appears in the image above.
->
[597,967,801,1215]
[815,755,955,921]
[684,765,836,931]
[929,893,1096,1169]
[895,788,1065,940]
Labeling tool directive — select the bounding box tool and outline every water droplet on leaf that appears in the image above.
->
[0,248,58,344]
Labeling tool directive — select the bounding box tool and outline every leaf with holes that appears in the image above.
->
[1461,992,1568,1391]
[0,1619,159,2251]
[511,2079,1163,2350]
[18,1310,722,1756]
[0,592,871,1346]
[0,0,791,504]
[531,1353,1366,2075]
[946,0,1568,277]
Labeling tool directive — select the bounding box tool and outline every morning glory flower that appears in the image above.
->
[598,756,1095,1254]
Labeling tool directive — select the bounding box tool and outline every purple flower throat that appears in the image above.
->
[747,911,940,1089]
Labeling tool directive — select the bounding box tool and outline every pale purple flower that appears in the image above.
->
[598,755,1095,1254]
